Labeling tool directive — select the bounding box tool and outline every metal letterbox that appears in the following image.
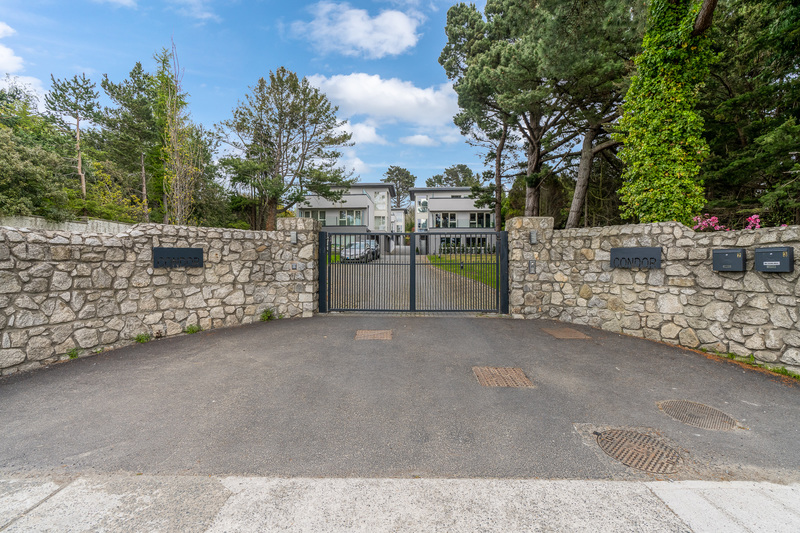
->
[712,248,746,272]
[754,247,794,273]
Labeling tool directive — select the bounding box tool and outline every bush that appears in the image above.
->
[135,333,151,343]
[185,324,202,334]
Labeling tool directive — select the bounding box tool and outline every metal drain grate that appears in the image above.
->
[472,367,533,388]
[355,330,392,340]
[658,400,738,431]
[541,327,591,339]
[596,430,682,474]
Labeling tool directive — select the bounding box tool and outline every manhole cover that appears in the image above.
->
[595,430,682,474]
[541,327,591,339]
[658,400,738,431]
[472,367,533,388]
[355,330,392,340]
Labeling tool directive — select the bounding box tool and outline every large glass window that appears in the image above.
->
[442,213,457,228]
[374,216,386,231]
[374,192,387,211]
[302,210,326,226]
[338,210,363,226]
[469,212,493,228]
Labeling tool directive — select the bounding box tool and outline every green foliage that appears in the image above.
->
[135,333,151,343]
[184,324,202,334]
[67,348,79,359]
[426,164,479,188]
[260,308,279,321]
[614,0,718,225]
[382,166,416,208]
[67,162,148,222]
[698,0,800,226]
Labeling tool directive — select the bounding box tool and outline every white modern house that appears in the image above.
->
[409,187,497,254]
[299,183,396,233]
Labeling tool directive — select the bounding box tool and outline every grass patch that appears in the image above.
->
[185,324,202,334]
[715,350,800,382]
[67,348,79,359]
[135,333,151,343]
[427,254,498,289]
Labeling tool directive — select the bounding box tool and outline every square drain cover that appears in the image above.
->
[355,330,392,340]
[541,327,591,339]
[473,367,533,388]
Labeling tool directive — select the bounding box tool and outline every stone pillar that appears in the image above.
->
[507,217,554,319]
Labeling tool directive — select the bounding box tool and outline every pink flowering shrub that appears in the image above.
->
[744,214,761,229]
[692,214,728,231]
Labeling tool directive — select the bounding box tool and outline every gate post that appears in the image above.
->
[499,231,509,314]
[409,232,416,312]
[318,231,327,313]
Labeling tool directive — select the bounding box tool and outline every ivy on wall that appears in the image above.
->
[614,0,718,225]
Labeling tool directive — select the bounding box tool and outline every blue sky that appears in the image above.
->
[0,0,491,187]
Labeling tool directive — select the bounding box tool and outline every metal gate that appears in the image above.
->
[318,231,508,313]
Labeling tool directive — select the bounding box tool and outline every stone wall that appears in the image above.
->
[0,215,135,234]
[508,217,800,371]
[0,218,319,375]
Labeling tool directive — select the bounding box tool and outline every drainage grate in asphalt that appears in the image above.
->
[355,330,392,340]
[595,429,682,474]
[658,400,739,431]
[472,367,533,388]
[541,327,591,339]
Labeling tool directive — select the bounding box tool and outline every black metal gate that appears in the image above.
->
[318,231,508,313]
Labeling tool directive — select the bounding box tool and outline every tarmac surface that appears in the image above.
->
[1,314,799,531]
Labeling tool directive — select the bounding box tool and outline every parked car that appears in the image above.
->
[341,242,372,262]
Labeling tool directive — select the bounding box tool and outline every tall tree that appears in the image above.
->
[45,73,99,201]
[426,164,480,187]
[99,62,160,221]
[613,0,719,224]
[155,44,205,225]
[382,166,416,207]
[218,67,354,230]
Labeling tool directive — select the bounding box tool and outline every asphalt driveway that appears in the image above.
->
[1,315,799,482]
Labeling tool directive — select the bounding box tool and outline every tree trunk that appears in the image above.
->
[495,125,507,231]
[692,0,718,36]
[524,143,541,216]
[141,153,149,222]
[266,197,279,231]
[566,126,600,228]
[76,116,86,200]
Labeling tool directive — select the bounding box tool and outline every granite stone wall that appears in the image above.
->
[0,218,319,375]
[508,217,800,371]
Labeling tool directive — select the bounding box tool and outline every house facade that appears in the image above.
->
[409,187,497,254]
[299,183,396,233]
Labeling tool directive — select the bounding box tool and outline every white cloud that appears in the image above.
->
[342,149,371,176]
[0,22,16,39]
[0,23,23,74]
[343,121,389,145]
[93,0,137,7]
[308,73,458,128]
[400,134,438,147]
[169,0,220,22]
[292,2,422,59]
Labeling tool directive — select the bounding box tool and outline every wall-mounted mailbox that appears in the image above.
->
[712,248,746,272]
[754,247,794,273]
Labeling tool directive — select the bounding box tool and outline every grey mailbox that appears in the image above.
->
[754,247,794,273]
[712,248,746,272]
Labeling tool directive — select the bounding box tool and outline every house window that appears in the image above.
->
[442,213,457,228]
[418,199,428,213]
[302,210,326,226]
[338,210,363,226]
[469,212,493,228]
[374,192,387,211]
[374,216,386,231]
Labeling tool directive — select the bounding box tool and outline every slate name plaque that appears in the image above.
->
[610,247,662,269]
[153,247,204,268]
